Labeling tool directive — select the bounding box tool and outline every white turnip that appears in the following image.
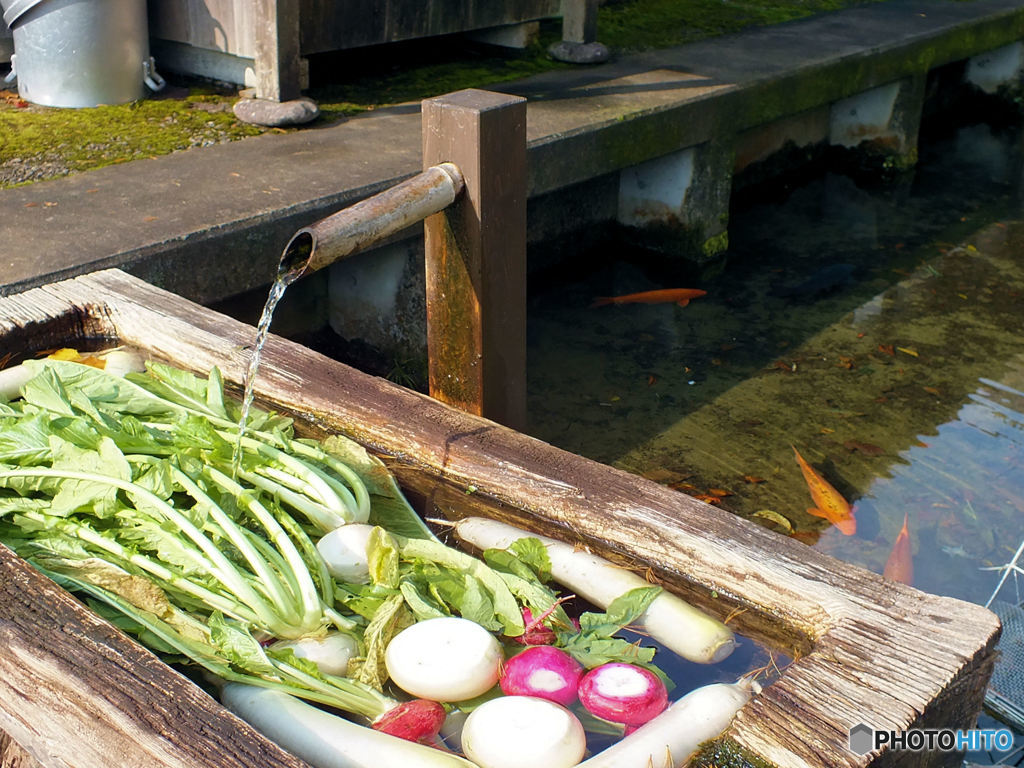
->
[452,517,736,664]
[317,524,375,583]
[271,631,360,677]
[461,695,587,768]
[385,616,502,701]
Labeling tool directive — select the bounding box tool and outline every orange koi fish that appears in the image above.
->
[591,288,707,308]
[883,513,913,586]
[792,446,856,535]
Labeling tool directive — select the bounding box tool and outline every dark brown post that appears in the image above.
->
[253,0,302,102]
[422,90,528,431]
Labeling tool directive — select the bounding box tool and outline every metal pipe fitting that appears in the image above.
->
[278,162,465,282]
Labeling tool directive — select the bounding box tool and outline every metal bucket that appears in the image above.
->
[1,0,163,108]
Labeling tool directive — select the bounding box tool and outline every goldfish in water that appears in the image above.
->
[883,512,913,586]
[591,288,707,308]
[792,446,856,535]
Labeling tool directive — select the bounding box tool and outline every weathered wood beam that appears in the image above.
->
[422,89,528,431]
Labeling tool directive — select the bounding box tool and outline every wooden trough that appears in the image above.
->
[0,268,1002,768]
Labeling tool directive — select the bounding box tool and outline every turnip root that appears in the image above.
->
[500,645,583,707]
[577,663,667,726]
[271,631,359,677]
[576,679,756,768]
[452,517,735,664]
[461,695,587,768]
[317,524,375,583]
[385,616,502,701]
[222,683,479,768]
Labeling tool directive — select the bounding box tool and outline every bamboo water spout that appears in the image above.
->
[278,162,465,280]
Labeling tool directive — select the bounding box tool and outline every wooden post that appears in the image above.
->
[422,90,528,431]
[253,0,302,102]
[562,0,599,44]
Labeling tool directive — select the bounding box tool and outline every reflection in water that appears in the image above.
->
[527,119,1024,612]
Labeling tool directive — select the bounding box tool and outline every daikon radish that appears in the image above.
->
[577,679,755,768]
[222,684,478,768]
[452,517,735,664]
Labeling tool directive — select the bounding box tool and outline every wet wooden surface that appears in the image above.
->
[0,269,1002,768]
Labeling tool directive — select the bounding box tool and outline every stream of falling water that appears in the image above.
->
[232,272,294,472]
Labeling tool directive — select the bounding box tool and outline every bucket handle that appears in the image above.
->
[4,54,15,85]
[143,57,165,92]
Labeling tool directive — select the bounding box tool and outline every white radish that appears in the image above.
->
[461,695,587,768]
[95,348,146,377]
[0,364,34,400]
[577,679,755,768]
[452,517,736,664]
[271,631,360,677]
[221,683,478,768]
[317,524,375,583]
[385,616,502,701]
[0,348,146,401]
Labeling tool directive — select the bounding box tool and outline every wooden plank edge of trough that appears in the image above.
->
[0,268,1002,768]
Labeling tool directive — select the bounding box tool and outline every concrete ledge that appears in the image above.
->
[1,0,1023,303]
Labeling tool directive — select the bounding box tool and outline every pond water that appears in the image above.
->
[526,117,1024,755]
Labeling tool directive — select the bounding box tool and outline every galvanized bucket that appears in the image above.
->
[1,0,164,108]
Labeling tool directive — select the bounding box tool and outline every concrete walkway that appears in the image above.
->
[1,0,1022,303]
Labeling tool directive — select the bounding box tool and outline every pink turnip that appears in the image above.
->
[577,663,668,726]
[500,645,584,706]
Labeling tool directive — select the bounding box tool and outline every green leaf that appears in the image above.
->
[604,587,662,629]
[25,360,178,420]
[208,611,276,675]
[321,435,435,541]
[351,593,411,691]
[0,412,54,464]
[367,526,400,589]
[204,366,230,420]
[19,366,75,417]
[509,537,552,582]
[398,580,448,622]
[556,633,656,670]
[48,436,130,518]
[398,537,525,636]
[482,547,539,583]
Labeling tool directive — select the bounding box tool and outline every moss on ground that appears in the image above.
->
[1,0,886,187]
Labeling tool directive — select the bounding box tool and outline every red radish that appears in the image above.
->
[372,699,447,744]
[500,646,584,707]
[577,663,668,726]
[515,607,557,645]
